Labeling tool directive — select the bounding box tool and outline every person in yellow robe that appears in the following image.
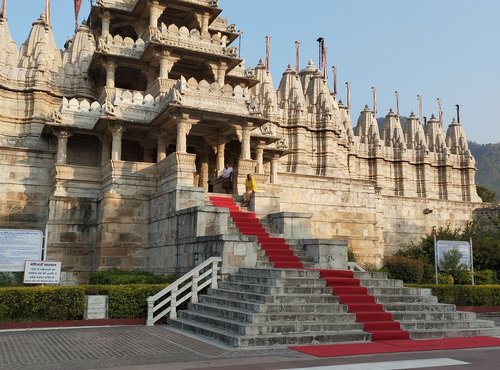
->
[243,174,257,206]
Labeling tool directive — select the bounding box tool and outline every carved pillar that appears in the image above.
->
[157,134,168,162]
[99,134,111,166]
[256,141,265,174]
[176,121,192,153]
[215,143,225,175]
[103,60,117,88]
[149,0,166,28]
[100,10,111,37]
[200,149,209,193]
[270,154,280,184]
[240,123,253,160]
[201,11,210,39]
[207,60,228,87]
[155,49,179,79]
[109,123,125,161]
[55,130,72,164]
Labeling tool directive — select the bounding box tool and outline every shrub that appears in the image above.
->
[89,270,179,285]
[383,255,424,283]
[409,284,500,306]
[0,286,85,323]
[474,270,496,285]
[434,273,454,285]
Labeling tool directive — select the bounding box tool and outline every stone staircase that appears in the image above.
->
[170,267,370,347]
[167,195,498,347]
[169,266,496,347]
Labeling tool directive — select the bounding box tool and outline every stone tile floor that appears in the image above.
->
[0,314,498,370]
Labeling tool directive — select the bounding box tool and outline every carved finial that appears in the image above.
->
[364,104,370,110]
[389,108,393,114]
[410,111,416,117]
[430,113,436,119]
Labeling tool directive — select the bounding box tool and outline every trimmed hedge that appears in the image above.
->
[0,284,166,323]
[408,284,500,306]
[0,286,85,322]
[89,270,179,285]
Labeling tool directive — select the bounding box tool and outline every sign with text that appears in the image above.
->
[436,240,472,270]
[0,229,43,272]
[23,261,61,285]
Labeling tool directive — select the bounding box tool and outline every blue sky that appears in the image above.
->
[4,0,499,144]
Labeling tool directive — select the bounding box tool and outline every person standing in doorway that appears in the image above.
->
[221,163,233,194]
[243,174,257,206]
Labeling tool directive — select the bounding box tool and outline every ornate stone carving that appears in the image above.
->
[259,122,277,136]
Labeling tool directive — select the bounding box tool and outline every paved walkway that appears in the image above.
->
[0,314,499,370]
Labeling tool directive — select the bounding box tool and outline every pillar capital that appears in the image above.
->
[54,129,73,140]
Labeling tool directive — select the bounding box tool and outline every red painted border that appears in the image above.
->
[0,318,145,330]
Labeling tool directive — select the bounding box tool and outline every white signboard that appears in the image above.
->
[23,261,61,285]
[436,240,472,270]
[0,229,43,272]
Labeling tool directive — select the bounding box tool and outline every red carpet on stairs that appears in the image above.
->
[210,196,304,269]
[290,336,500,357]
[319,269,410,341]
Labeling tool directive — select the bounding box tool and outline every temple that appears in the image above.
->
[0,0,482,283]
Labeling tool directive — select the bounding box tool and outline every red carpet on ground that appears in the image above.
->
[290,336,500,357]
[210,196,304,269]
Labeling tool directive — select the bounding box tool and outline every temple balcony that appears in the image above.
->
[96,34,146,60]
[96,0,218,12]
[147,24,235,58]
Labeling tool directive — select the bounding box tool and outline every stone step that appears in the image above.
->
[199,294,341,313]
[375,295,438,304]
[401,319,495,331]
[207,288,339,305]
[368,286,431,296]
[238,267,321,279]
[384,303,456,312]
[359,278,404,287]
[178,310,364,336]
[227,273,326,287]
[391,310,477,321]
[218,281,332,295]
[409,327,500,340]
[354,271,389,279]
[190,302,352,323]
[170,318,370,347]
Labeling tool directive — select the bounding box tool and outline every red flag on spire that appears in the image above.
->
[74,0,82,29]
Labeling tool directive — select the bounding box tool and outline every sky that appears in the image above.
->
[4,0,500,144]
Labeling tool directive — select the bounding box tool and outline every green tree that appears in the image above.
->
[476,185,497,203]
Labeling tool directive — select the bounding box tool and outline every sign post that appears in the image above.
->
[435,239,474,285]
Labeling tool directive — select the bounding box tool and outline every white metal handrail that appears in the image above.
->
[146,257,222,326]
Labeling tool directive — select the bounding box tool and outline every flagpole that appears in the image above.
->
[395,91,400,121]
[295,41,300,75]
[372,86,377,117]
[45,0,50,26]
[346,81,351,114]
[323,46,328,80]
[1,0,6,20]
[333,66,337,97]
[265,35,271,70]
[417,95,423,124]
[437,97,443,127]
